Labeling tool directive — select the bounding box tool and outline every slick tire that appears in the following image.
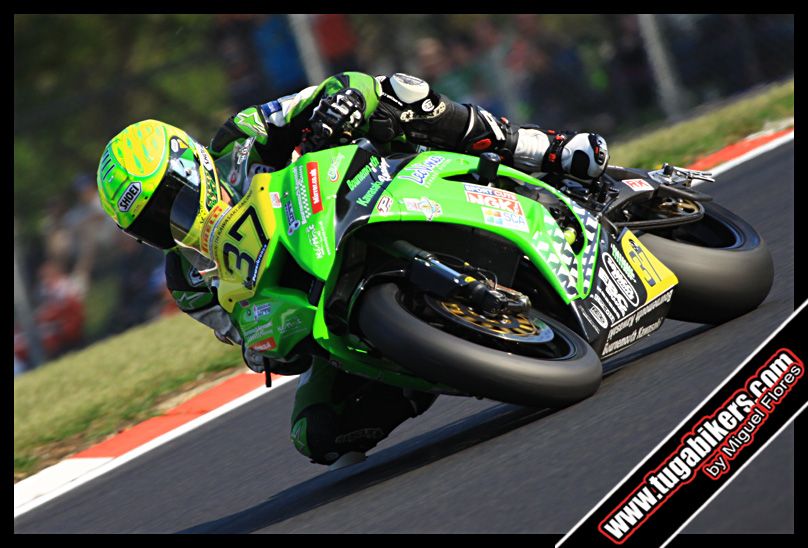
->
[357,283,602,408]
[639,202,774,324]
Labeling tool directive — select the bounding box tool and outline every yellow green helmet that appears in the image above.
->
[97,119,222,249]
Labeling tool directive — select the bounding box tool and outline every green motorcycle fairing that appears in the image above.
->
[206,144,676,390]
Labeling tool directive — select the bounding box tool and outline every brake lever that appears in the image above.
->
[651,163,715,187]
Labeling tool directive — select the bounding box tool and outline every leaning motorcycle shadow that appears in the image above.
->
[177,402,555,533]
[178,323,712,534]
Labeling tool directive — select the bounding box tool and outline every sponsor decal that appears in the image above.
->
[421,98,435,112]
[284,200,300,235]
[305,221,331,260]
[375,157,392,182]
[589,303,609,329]
[592,290,616,324]
[603,253,640,307]
[463,183,517,197]
[356,179,385,207]
[579,307,603,334]
[482,207,529,232]
[249,242,269,287]
[250,336,277,352]
[623,178,654,192]
[346,157,379,191]
[403,197,442,221]
[195,143,214,172]
[253,302,272,318]
[605,289,673,346]
[170,138,179,153]
[117,182,141,212]
[601,318,664,356]
[306,161,323,214]
[376,195,394,215]
[353,160,392,208]
[398,155,447,185]
[610,243,637,282]
[278,316,304,335]
[293,165,312,225]
[242,322,274,341]
[200,203,226,255]
[328,152,345,182]
[190,144,217,209]
[597,267,630,317]
[465,190,525,216]
[203,171,217,209]
[270,192,282,209]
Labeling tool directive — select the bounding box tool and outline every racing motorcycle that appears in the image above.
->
[182,137,773,408]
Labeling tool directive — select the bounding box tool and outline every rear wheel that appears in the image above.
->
[640,202,773,324]
[357,283,602,408]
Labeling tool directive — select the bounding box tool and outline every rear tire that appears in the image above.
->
[357,283,602,408]
[639,203,773,324]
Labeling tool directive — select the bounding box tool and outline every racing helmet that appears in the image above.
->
[96,119,224,252]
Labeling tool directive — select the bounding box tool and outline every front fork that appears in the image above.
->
[377,239,531,317]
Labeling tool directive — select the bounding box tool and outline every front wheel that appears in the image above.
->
[357,283,602,408]
[640,202,774,324]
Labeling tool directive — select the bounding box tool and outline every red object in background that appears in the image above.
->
[313,14,357,61]
[14,296,85,364]
[160,287,181,317]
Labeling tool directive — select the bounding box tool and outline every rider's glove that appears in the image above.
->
[242,343,267,374]
[306,88,366,150]
[241,343,314,376]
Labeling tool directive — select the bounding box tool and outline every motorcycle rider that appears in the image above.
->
[97,71,610,467]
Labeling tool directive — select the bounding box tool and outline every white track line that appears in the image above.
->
[698,130,794,180]
[14,128,794,520]
[14,375,298,518]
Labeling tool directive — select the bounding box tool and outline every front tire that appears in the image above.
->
[640,202,773,324]
[357,283,602,408]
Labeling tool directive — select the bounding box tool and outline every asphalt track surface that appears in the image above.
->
[15,141,795,534]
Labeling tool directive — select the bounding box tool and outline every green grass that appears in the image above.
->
[14,313,242,480]
[82,276,120,341]
[610,79,793,169]
[13,78,794,482]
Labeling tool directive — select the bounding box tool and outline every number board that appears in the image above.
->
[620,230,677,302]
[211,175,276,309]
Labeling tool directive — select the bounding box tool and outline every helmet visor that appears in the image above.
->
[124,171,185,249]
[169,183,217,274]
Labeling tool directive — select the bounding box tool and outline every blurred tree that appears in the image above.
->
[14,14,229,246]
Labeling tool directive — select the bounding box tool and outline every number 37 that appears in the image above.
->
[222,206,269,275]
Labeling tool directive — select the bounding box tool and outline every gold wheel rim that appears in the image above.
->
[426,297,554,343]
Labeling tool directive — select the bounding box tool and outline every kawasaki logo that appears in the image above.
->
[118,182,141,212]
